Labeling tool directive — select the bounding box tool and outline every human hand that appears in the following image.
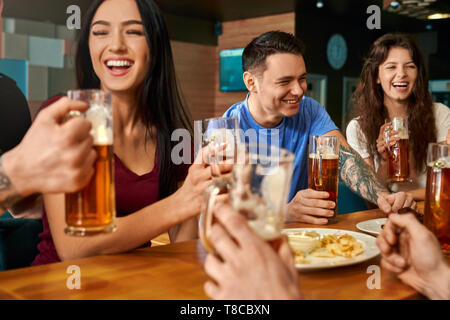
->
[176,147,232,217]
[446,128,450,145]
[203,202,301,300]
[286,189,335,224]
[377,191,416,215]
[376,213,450,299]
[2,97,96,196]
[377,122,399,160]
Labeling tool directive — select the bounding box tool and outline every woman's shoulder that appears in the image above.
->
[432,102,449,115]
[346,117,361,133]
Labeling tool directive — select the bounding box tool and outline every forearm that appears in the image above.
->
[376,158,389,182]
[339,145,389,204]
[49,191,191,261]
[0,155,25,212]
[423,262,450,300]
[169,216,198,243]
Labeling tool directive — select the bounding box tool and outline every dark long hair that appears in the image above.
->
[353,33,436,173]
[76,0,192,200]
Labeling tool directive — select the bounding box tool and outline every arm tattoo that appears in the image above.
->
[0,156,23,212]
[338,144,388,204]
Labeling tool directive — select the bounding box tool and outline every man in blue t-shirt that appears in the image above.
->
[223,31,416,224]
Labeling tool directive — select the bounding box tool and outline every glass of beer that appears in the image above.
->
[308,135,339,223]
[384,117,410,182]
[424,143,449,256]
[199,143,294,253]
[64,90,116,236]
[194,117,239,176]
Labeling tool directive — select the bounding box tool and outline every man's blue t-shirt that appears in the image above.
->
[223,94,338,202]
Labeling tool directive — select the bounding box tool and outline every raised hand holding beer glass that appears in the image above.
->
[424,143,449,256]
[199,143,294,253]
[307,135,339,224]
[64,90,116,236]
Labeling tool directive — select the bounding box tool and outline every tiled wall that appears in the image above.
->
[1,13,296,122]
[0,17,77,118]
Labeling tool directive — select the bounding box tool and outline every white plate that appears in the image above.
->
[356,218,387,236]
[282,228,380,271]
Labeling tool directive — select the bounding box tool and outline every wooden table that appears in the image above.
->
[0,206,428,300]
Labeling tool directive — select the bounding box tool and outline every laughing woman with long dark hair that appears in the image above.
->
[346,33,450,200]
[32,0,214,265]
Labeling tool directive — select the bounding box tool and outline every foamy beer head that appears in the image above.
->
[390,117,409,139]
[86,103,113,146]
[308,152,338,160]
[67,90,114,146]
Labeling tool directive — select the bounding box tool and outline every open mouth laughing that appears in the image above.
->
[104,58,135,76]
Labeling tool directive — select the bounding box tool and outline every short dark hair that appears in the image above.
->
[242,31,305,74]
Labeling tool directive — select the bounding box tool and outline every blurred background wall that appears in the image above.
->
[1,0,448,127]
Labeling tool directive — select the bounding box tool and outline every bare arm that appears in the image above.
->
[327,130,389,204]
[168,216,198,243]
[168,181,198,243]
[45,191,194,261]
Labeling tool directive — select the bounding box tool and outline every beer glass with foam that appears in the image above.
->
[384,117,410,182]
[424,143,449,256]
[199,143,294,253]
[308,135,339,223]
[64,90,116,236]
[194,117,239,177]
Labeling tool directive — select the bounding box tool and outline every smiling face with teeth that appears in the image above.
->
[88,0,150,94]
[377,47,417,107]
[245,53,308,128]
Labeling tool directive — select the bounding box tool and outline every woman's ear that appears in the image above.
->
[243,71,257,93]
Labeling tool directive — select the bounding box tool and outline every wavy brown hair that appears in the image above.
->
[353,33,436,173]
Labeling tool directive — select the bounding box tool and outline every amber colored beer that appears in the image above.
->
[387,139,410,182]
[308,155,339,220]
[424,164,450,256]
[65,144,116,235]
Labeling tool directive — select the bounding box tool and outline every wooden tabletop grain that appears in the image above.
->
[0,204,430,300]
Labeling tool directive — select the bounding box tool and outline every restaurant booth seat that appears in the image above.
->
[337,181,368,215]
[0,211,42,271]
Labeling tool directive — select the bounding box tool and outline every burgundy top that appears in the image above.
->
[31,96,190,266]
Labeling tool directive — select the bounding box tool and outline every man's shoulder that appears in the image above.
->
[300,96,324,109]
[288,96,324,122]
[223,98,247,118]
